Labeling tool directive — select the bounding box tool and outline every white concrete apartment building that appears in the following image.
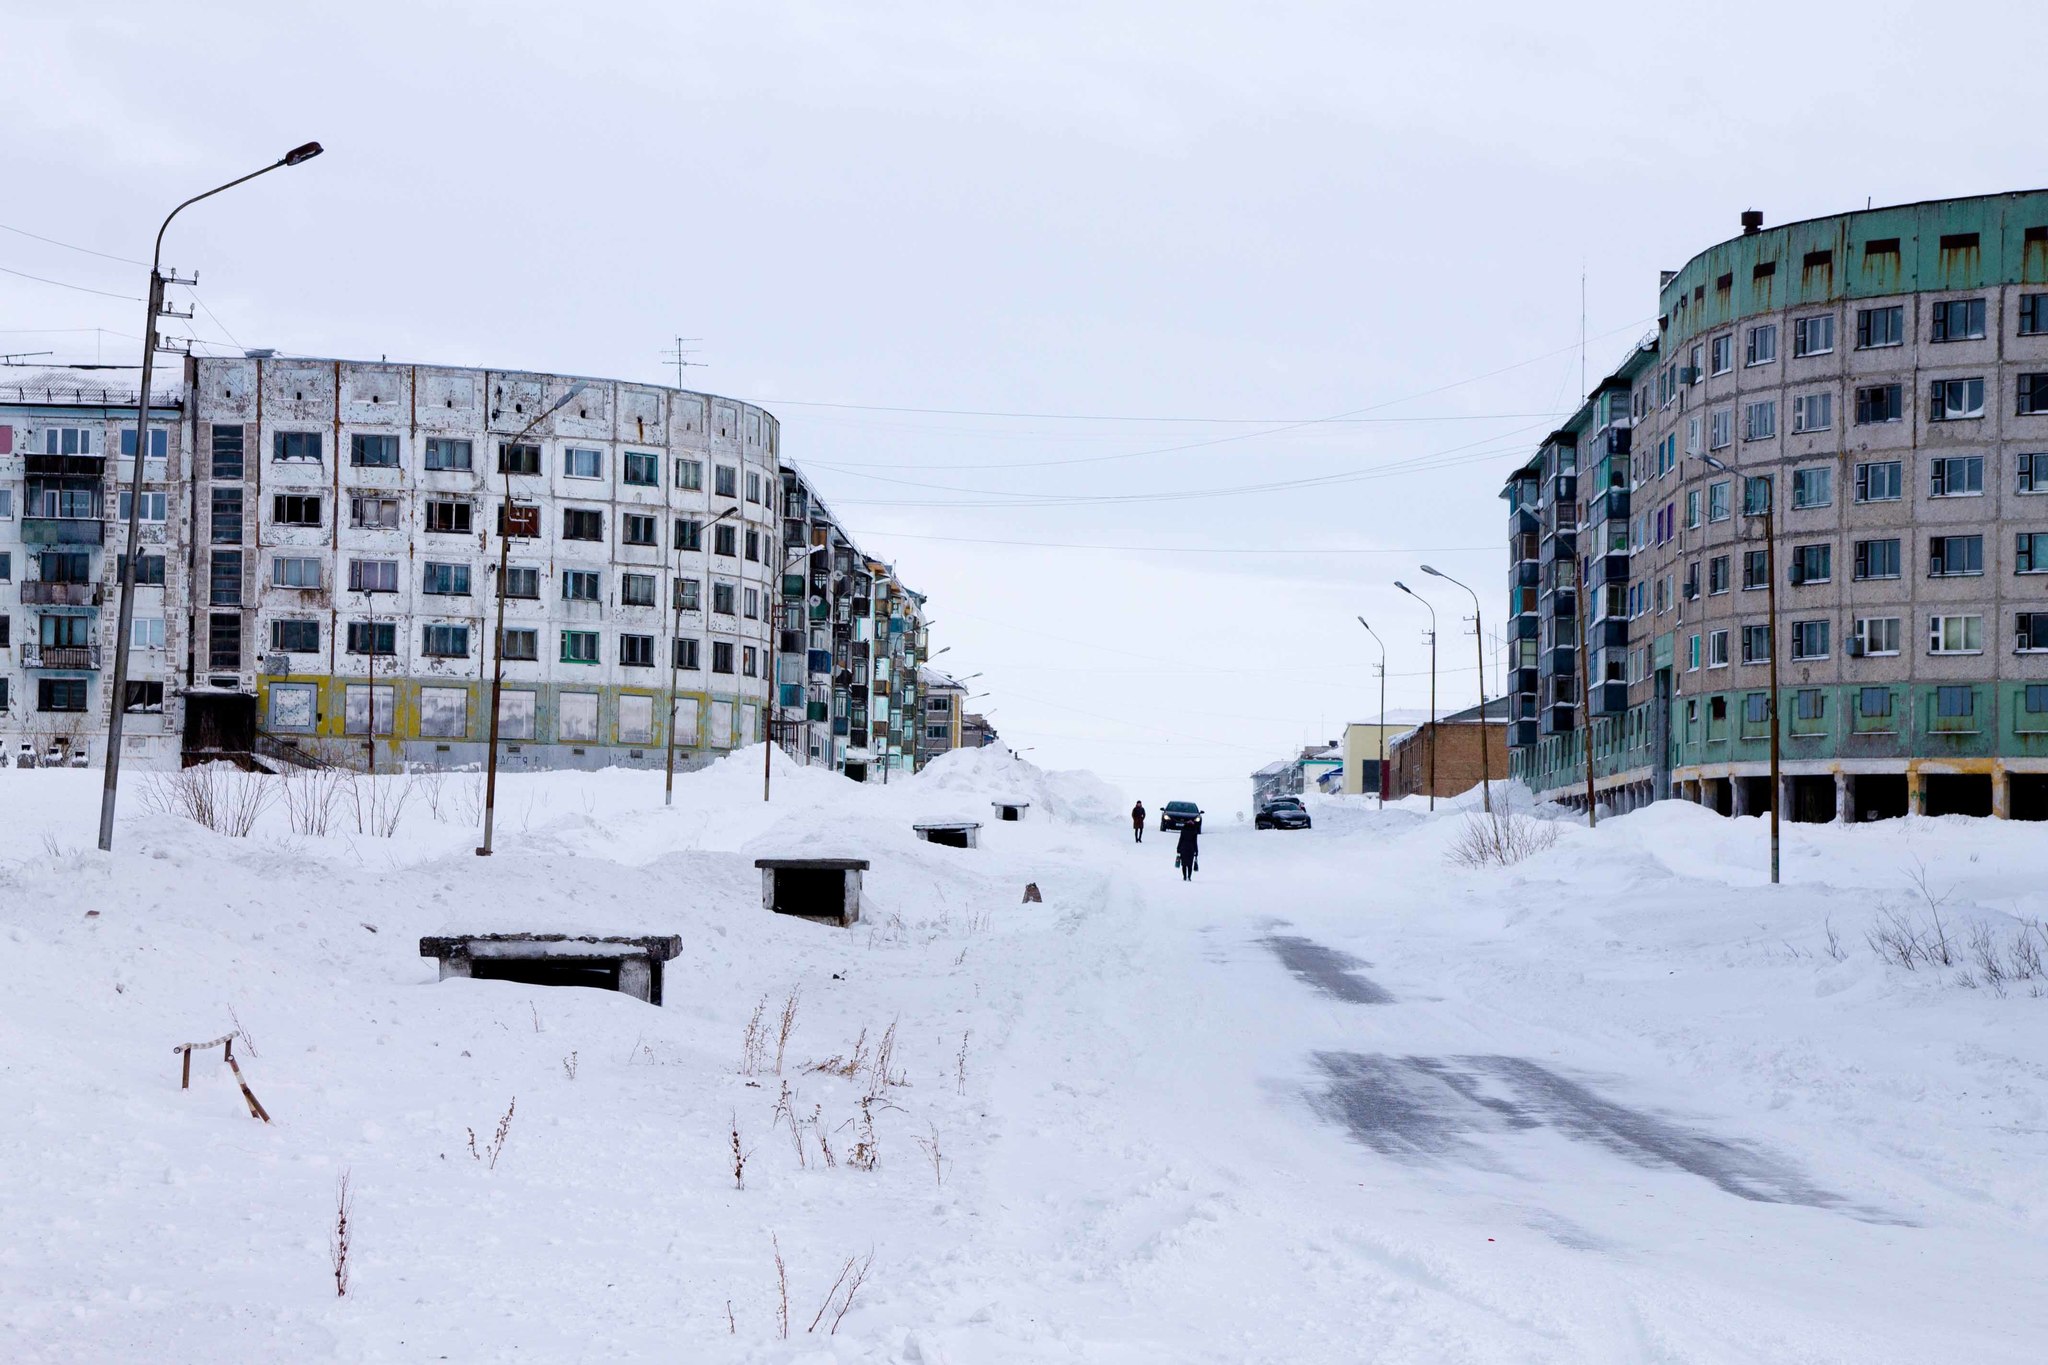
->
[186,355,782,771]
[0,369,189,768]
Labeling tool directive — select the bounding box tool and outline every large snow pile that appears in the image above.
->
[2,754,2044,1361]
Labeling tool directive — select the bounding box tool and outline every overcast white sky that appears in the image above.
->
[5,1,2041,814]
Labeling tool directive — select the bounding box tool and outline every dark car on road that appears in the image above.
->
[1254,797,1312,831]
[1159,800,1203,832]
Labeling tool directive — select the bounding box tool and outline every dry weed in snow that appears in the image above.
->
[774,988,801,1076]
[143,764,276,838]
[467,1098,516,1169]
[1447,803,1560,869]
[329,1169,354,1297]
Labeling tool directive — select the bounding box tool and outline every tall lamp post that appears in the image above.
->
[98,141,324,852]
[474,382,590,856]
[1393,581,1439,811]
[1700,452,1780,884]
[665,505,738,809]
[1420,564,1491,813]
[1355,617,1387,806]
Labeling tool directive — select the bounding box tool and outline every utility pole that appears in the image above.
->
[98,141,323,852]
[1395,581,1439,811]
[1574,552,1597,827]
[1356,617,1386,806]
[1699,453,1779,884]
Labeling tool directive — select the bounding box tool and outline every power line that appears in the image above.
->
[0,263,141,302]
[865,530,1497,555]
[0,220,147,267]
[780,401,1570,426]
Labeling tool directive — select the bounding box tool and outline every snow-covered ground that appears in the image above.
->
[2,753,2044,1361]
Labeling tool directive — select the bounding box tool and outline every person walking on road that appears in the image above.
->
[1175,817,1201,881]
[1131,801,1147,843]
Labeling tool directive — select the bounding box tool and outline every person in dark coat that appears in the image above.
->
[1131,801,1146,843]
[1175,817,1201,880]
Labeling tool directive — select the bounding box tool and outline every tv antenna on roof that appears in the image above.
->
[661,336,705,388]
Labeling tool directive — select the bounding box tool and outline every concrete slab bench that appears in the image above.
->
[912,821,981,849]
[755,857,870,927]
[419,933,683,1005]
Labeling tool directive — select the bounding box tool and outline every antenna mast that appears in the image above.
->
[660,336,704,388]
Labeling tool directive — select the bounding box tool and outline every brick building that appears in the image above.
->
[1386,698,1510,800]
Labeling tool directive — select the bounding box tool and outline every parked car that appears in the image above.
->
[1255,797,1312,831]
[1159,800,1203,832]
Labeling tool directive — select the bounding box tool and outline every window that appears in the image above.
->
[2014,531,2048,574]
[712,581,736,614]
[1792,315,1834,356]
[420,687,468,739]
[1930,298,1986,342]
[424,499,472,534]
[0,489,9,520]
[424,437,473,471]
[343,684,396,735]
[272,556,321,588]
[624,451,660,486]
[2029,683,2048,715]
[562,569,601,601]
[498,441,541,474]
[1853,538,1901,580]
[712,641,735,673]
[1856,305,1904,349]
[1859,686,1893,719]
[1743,693,1770,724]
[745,529,761,562]
[746,471,763,504]
[1855,460,1902,502]
[211,487,244,544]
[120,426,168,462]
[675,577,701,611]
[502,565,540,599]
[621,572,657,606]
[562,508,603,541]
[2022,294,2048,337]
[1743,474,1773,515]
[1685,416,1701,455]
[563,447,602,479]
[675,458,702,490]
[1683,562,1700,600]
[2020,373,2048,415]
[1789,544,1830,583]
[1929,534,1984,576]
[1929,377,1985,421]
[130,617,165,649]
[622,513,658,546]
[619,694,654,744]
[1794,689,1824,722]
[349,559,398,593]
[117,491,168,522]
[422,562,471,595]
[422,624,470,657]
[1792,391,1832,433]
[1685,489,1701,528]
[673,637,700,669]
[117,553,165,586]
[714,524,737,557]
[1854,384,1905,424]
[345,621,397,655]
[1790,619,1829,660]
[497,502,540,537]
[1744,400,1776,440]
[271,619,319,653]
[274,493,321,526]
[744,587,761,619]
[1929,614,1983,653]
[675,518,703,551]
[620,633,655,667]
[1709,409,1732,449]
[1708,555,1730,594]
[714,465,739,498]
[1791,467,1830,508]
[1936,685,1976,722]
[2019,453,2048,493]
[210,550,243,605]
[2018,613,2048,652]
[1709,334,1733,374]
[498,627,539,661]
[274,431,323,462]
[210,425,244,479]
[1742,549,1768,590]
[743,645,758,677]
[1687,343,1703,382]
[1707,481,1730,522]
[38,679,88,713]
[1854,617,1901,656]
[1741,624,1771,664]
[1687,634,1702,670]
[558,692,599,741]
[209,613,240,669]
[1745,324,1777,366]
[350,433,400,467]
[40,615,89,648]
[350,495,401,529]
[1708,629,1729,667]
[561,630,600,664]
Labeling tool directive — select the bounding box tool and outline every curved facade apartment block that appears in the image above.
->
[1512,191,2048,821]
[187,356,781,771]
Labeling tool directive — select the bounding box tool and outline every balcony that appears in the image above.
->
[23,644,102,670]
[1593,618,1628,650]
[1585,551,1631,591]
[1509,667,1539,697]
[21,518,105,546]
[1588,487,1630,524]
[19,581,104,606]
[1590,681,1630,716]
[1510,720,1539,749]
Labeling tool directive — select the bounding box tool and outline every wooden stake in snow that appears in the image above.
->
[173,1032,271,1122]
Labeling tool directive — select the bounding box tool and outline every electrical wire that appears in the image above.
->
[863,530,1497,555]
[0,263,141,302]
[0,220,147,267]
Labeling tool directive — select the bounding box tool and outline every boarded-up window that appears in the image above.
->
[420,687,468,739]
[742,704,759,743]
[673,696,700,746]
[559,691,599,742]
[498,690,536,740]
[343,684,396,735]
[618,693,654,744]
[710,700,733,748]
[269,683,316,731]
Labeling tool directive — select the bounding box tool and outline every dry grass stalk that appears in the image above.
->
[955,1030,971,1096]
[143,763,277,838]
[740,996,769,1075]
[562,1051,578,1081]
[849,1097,879,1172]
[329,1169,354,1297]
[279,766,344,836]
[773,1081,807,1168]
[811,1104,836,1168]
[467,1097,516,1169]
[808,1026,868,1079]
[772,1233,790,1340]
[730,1113,753,1189]
[916,1122,945,1187]
[774,988,801,1076]
[1446,803,1560,869]
[829,1252,874,1334]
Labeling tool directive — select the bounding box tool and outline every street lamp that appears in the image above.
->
[473,382,592,855]
[1393,581,1439,811]
[1700,451,1780,884]
[98,141,324,852]
[1420,564,1491,813]
[1355,617,1386,806]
